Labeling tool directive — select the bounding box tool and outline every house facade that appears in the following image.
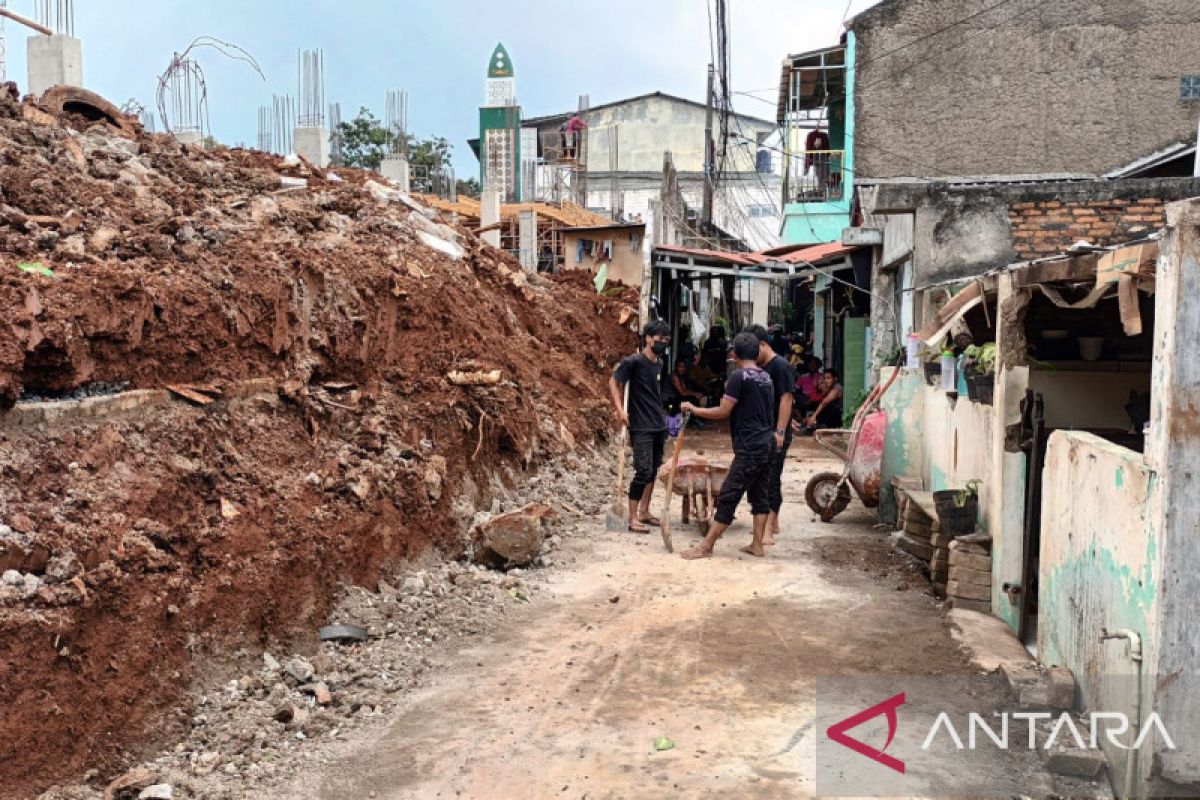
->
[509,93,784,251]
[775,1,1200,795]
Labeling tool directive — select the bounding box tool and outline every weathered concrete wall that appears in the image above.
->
[851,0,1200,179]
[920,383,994,502]
[873,177,1200,286]
[531,95,775,176]
[880,367,926,524]
[1038,430,1159,794]
[1145,199,1200,793]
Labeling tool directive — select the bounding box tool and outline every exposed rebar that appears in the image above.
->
[297,49,325,128]
[257,105,272,153]
[328,101,344,164]
[272,94,295,154]
[34,0,73,36]
[385,89,408,157]
[156,37,265,139]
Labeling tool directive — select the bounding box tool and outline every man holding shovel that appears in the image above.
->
[609,321,671,533]
[679,332,776,559]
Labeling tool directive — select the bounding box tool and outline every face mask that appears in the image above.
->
[652,342,669,356]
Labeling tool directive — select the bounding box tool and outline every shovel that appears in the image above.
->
[659,411,692,553]
[604,384,631,532]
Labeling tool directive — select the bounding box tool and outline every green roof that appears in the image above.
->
[487,43,514,78]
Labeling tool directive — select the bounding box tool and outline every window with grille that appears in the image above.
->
[1182,76,1200,100]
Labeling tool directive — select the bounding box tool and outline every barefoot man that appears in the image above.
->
[609,321,671,533]
[746,325,796,546]
[679,332,776,559]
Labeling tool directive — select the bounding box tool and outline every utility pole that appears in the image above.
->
[702,63,715,228]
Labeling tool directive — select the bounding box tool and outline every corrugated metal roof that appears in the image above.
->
[655,243,763,266]
[772,242,857,265]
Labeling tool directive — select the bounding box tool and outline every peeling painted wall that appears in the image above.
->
[1038,431,1158,794]
[880,367,925,524]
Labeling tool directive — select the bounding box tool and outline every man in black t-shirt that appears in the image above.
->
[609,320,671,533]
[679,332,776,559]
[746,325,796,546]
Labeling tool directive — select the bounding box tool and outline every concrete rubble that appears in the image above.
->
[36,449,617,800]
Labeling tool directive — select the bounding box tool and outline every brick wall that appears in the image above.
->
[1007,197,1166,260]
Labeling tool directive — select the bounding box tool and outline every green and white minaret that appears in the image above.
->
[479,43,522,202]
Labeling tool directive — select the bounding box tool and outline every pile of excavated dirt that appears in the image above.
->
[0,83,637,797]
[36,451,618,800]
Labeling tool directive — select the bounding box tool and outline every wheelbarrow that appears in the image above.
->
[804,369,900,523]
[657,456,729,536]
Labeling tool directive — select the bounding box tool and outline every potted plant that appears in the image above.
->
[933,479,981,537]
[919,339,949,387]
[962,343,997,405]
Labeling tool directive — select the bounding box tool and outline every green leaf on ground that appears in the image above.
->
[17,262,54,277]
[654,736,675,751]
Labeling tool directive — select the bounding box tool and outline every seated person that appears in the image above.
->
[795,356,824,417]
[805,370,844,431]
[668,360,708,407]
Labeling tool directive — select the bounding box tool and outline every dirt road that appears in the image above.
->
[272,435,980,799]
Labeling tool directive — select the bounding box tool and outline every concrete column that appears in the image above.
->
[293,127,330,168]
[870,247,897,381]
[1146,198,1200,792]
[173,131,203,147]
[989,272,1031,632]
[381,156,410,192]
[750,280,771,326]
[28,34,83,96]
[518,210,537,272]
[480,187,501,249]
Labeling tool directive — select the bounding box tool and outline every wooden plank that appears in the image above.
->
[165,384,215,406]
[901,489,938,520]
[1012,254,1097,288]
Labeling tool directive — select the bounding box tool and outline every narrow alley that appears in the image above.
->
[261,437,1089,800]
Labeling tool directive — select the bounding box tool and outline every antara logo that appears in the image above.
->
[826,693,1177,773]
[826,692,907,774]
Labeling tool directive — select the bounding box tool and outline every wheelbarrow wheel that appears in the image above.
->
[805,472,852,523]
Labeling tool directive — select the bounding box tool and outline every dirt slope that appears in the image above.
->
[0,84,636,797]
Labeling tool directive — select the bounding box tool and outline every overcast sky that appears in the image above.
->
[4,0,878,174]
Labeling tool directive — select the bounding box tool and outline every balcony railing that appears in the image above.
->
[785,149,845,204]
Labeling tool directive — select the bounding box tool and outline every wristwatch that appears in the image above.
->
[776,428,787,435]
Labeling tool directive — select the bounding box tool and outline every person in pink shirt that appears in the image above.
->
[795,356,823,417]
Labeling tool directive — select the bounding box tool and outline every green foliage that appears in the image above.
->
[456,177,482,199]
[336,107,452,173]
[963,343,997,376]
[409,135,452,171]
[954,479,982,507]
[842,387,872,428]
[337,108,394,171]
[782,302,798,323]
